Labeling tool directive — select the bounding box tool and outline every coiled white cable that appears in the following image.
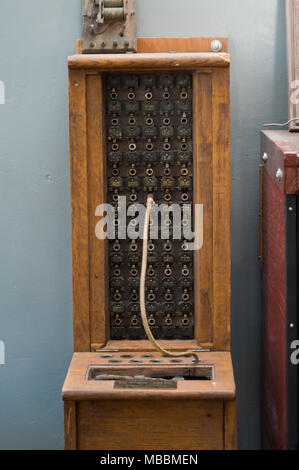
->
[140,195,199,362]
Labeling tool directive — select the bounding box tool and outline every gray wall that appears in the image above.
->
[0,0,288,450]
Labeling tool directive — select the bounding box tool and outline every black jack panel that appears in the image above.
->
[106,73,194,341]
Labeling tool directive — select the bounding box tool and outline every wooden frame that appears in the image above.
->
[137,37,228,54]
[65,37,236,451]
[63,351,237,450]
[64,399,237,450]
[76,37,229,55]
[69,43,230,353]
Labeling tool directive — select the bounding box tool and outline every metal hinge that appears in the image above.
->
[82,0,137,54]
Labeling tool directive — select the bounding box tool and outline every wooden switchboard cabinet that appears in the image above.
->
[63,38,236,450]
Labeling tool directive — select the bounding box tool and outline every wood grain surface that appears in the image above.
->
[76,37,229,55]
[212,68,231,351]
[224,400,238,450]
[87,74,109,347]
[66,38,235,451]
[63,351,236,401]
[77,399,224,450]
[261,131,299,195]
[69,57,231,352]
[68,52,230,70]
[69,69,91,351]
[193,71,214,345]
[137,37,228,53]
[64,401,77,450]
[261,164,287,449]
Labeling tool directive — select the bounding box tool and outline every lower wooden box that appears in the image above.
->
[63,352,237,450]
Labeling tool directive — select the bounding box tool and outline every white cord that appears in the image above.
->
[264,117,299,127]
[140,195,199,362]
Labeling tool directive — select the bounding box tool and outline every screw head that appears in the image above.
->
[210,39,223,52]
[276,168,283,181]
[290,323,295,329]
[262,152,268,163]
[289,207,294,212]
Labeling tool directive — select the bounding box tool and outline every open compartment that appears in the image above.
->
[87,364,215,386]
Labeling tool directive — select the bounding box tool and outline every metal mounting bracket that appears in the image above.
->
[82,0,137,54]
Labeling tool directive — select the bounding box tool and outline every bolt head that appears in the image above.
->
[210,40,223,52]
[262,152,268,163]
[276,168,283,181]
[290,323,295,328]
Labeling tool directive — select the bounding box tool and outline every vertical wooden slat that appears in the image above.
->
[76,39,83,54]
[87,74,109,347]
[261,169,287,449]
[212,68,231,351]
[224,401,238,450]
[193,71,214,345]
[64,401,77,450]
[69,69,91,351]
